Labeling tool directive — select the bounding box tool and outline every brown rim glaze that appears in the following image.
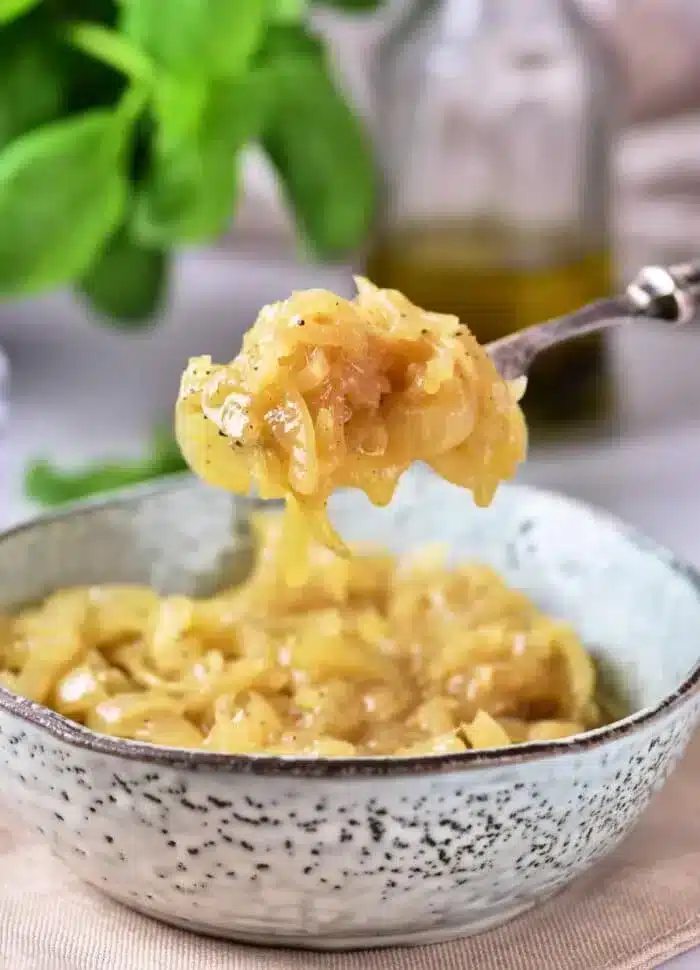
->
[1,475,699,779]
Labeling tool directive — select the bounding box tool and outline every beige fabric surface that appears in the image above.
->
[1,738,700,970]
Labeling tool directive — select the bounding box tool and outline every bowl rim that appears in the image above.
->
[1,474,699,779]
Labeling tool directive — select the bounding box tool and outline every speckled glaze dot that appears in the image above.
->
[0,473,699,950]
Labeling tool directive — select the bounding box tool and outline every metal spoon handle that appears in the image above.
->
[487,260,700,380]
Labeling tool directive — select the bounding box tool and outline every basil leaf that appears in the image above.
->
[0,0,41,25]
[25,429,187,507]
[133,73,271,245]
[0,110,128,296]
[260,31,376,258]
[269,0,307,20]
[67,22,156,86]
[79,226,169,324]
[120,0,266,79]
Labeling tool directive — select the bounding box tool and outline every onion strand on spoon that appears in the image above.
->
[176,277,527,565]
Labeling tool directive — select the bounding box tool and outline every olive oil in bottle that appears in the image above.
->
[367,226,614,428]
[369,0,617,431]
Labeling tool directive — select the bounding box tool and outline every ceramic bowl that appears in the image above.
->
[1,472,699,950]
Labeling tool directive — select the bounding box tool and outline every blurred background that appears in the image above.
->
[2,0,700,562]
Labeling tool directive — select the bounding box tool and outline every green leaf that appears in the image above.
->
[25,430,187,507]
[120,0,267,79]
[0,18,66,149]
[78,226,169,324]
[0,109,129,296]
[0,0,41,25]
[67,22,156,86]
[269,0,307,20]
[133,73,271,245]
[260,29,377,258]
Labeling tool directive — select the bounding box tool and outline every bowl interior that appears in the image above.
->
[1,470,699,716]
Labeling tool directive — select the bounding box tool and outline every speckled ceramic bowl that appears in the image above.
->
[1,472,699,950]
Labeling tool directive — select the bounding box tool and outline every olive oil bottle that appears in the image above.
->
[368,0,617,431]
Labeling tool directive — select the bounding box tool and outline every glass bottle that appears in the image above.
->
[366,0,618,431]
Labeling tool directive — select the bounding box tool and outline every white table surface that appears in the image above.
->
[1,253,700,968]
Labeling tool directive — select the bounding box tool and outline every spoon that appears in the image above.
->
[487,261,700,380]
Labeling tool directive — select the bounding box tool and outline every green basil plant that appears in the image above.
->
[1,0,383,505]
